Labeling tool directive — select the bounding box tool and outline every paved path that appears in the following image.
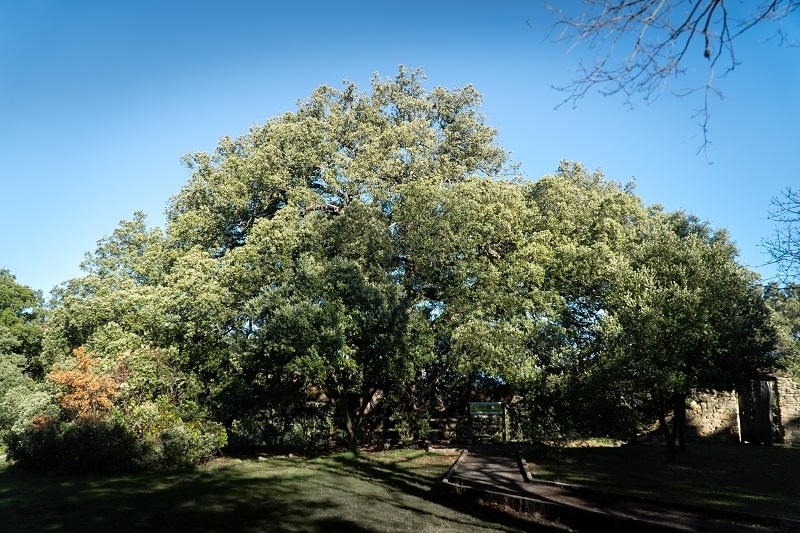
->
[441,444,799,533]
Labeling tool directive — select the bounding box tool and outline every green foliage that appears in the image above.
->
[0,384,58,445]
[4,342,225,472]
[0,271,47,449]
[112,346,227,469]
[158,66,523,452]
[5,416,142,474]
[27,67,780,464]
[227,401,337,447]
[596,211,778,457]
[511,163,648,442]
[0,269,43,376]
[135,414,227,470]
[0,353,31,404]
[765,283,800,378]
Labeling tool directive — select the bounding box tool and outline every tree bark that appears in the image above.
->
[337,388,381,456]
[336,398,359,455]
[674,393,688,453]
[653,390,677,462]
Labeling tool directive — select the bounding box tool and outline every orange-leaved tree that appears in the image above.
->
[49,346,118,421]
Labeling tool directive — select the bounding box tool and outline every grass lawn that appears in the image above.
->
[0,448,562,533]
[5,441,796,532]
[525,440,800,520]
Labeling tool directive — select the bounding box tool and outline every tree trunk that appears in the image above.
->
[674,393,687,453]
[653,390,677,462]
[657,409,677,462]
[348,433,359,455]
[336,399,360,456]
[337,389,381,456]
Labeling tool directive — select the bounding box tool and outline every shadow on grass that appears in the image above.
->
[315,451,571,532]
[525,441,800,520]
[0,450,570,533]
[0,462,337,532]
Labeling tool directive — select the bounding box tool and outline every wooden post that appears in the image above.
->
[502,403,507,443]
[467,405,473,445]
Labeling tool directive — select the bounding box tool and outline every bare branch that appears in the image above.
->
[539,0,799,156]
[764,188,800,282]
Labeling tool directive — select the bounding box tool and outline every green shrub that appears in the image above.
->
[5,410,226,474]
[226,401,336,447]
[140,419,227,470]
[121,395,227,470]
[5,416,141,474]
[0,385,59,442]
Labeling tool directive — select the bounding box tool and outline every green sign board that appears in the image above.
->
[469,402,503,416]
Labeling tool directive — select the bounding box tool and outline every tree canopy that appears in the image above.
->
[0,269,42,366]
[0,66,781,469]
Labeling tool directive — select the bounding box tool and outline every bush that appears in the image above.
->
[122,396,227,470]
[5,416,142,474]
[140,419,227,470]
[4,345,227,473]
[226,401,337,447]
[0,385,59,444]
[5,410,227,474]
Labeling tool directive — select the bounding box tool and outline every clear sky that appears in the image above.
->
[1,1,798,296]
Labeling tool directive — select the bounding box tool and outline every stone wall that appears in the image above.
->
[684,374,800,445]
[686,391,740,442]
[775,374,800,444]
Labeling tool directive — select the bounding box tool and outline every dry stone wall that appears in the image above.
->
[684,374,800,445]
[686,391,740,442]
[776,374,800,444]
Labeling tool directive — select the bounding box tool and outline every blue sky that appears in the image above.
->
[1,1,798,296]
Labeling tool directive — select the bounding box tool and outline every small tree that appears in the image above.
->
[609,213,777,460]
[49,346,118,421]
[764,282,800,377]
